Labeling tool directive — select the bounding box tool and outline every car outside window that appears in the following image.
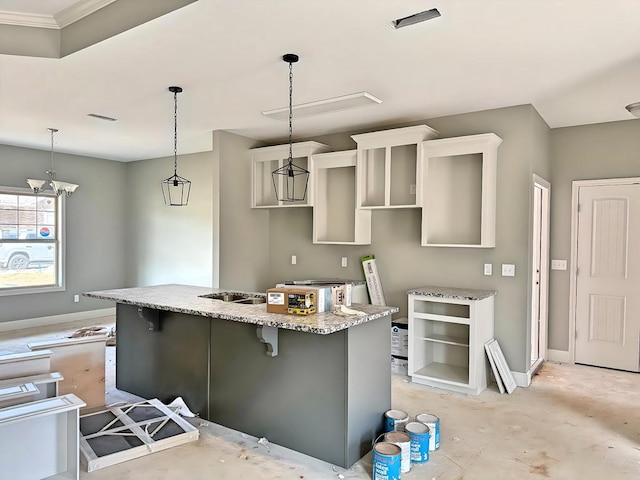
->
[0,188,63,295]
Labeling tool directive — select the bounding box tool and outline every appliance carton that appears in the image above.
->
[391,317,409,357]
[266,287,316,315]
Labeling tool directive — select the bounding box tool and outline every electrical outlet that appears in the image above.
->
[409,184,416,195]
[341,257,348,267]
[551,259,567,270]
[502,264,516,277]
[484,263,492,275]
[291,255,297,265]
[74,294,80,303]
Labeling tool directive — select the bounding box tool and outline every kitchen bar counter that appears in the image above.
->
[83,284,397,468]
[84,284,396,334]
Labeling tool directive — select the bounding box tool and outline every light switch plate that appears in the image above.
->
[551,259,567,270]
[341,257,348,267]
[502,264,515,277]
[291,255,297,265]
[484,263,492,275]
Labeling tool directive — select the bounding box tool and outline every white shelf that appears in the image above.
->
[418,333,469,347]
[413,363,469,385]
[250,141,331,208]
[421,133,502,248]
[412,312,471,325]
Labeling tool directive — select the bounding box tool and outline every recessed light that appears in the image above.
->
[87,113,117,122]
[391,8,441,29]
[262,92,382,121]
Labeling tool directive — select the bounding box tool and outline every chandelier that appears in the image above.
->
[27,128,79,196]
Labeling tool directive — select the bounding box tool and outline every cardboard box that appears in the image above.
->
[391,317,409,357]
[391,355,409,375]
[266,288,316,315]
[276,283,352,311]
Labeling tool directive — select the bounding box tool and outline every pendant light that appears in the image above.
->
[161,86,191,206]
[27,128,79,196]
[271,53,309,202]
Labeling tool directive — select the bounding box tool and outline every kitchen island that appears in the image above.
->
[84,284,398,468]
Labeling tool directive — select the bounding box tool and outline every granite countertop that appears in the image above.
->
[84,284,398,335]
[407,286,497,301]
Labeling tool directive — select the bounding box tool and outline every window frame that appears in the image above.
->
[0,186,66,296]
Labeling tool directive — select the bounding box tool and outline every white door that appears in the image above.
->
[575,183,640,372]
[530,180,549,369]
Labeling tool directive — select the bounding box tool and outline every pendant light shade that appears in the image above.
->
[161,86,191,206]
[27,128,79,196]
[272,54,310,202]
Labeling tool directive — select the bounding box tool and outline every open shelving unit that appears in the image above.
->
[250,141,331,208]
[352,125,439,209]
[311,150,371,244]
[421,133,502,247]
[408,287,496,395]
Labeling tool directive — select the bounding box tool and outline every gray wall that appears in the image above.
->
[214,130,270,291]
[0,144,127,322]
[124,151,214,288]
[246,104,551,374]
[548,119,640,351]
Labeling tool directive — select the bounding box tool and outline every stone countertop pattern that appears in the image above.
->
[84,284,398,335]
[407,286,497,301]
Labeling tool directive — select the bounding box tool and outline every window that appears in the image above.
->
[0,188,64,295]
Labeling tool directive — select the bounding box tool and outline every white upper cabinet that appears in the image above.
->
[312,150,371,245]
[250,141,331,208]
[421,133,502,248]
[351,125,439,209]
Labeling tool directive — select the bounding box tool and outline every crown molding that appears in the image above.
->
[0,11,59,29]
[0,0,117,29]
[55,0,118,28]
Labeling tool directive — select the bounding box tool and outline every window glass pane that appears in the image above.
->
[0,209,18,225]
[0,189,60,292]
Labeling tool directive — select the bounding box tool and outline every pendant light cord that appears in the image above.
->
[288,59,293,165]
[173,89,178,177]
[48,128,58,179]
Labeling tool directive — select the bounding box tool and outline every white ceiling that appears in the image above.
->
[1,0,640,162]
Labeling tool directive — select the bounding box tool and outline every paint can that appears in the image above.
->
[384,431,412,473]
[405,421,430,463]
[372,442,402,480]
[416,413,440,451]
[384,409,409,432]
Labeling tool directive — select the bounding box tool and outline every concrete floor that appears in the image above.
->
[1,317,639,479]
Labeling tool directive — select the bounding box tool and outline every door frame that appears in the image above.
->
[568,177,640,363]
[530,175,550,374]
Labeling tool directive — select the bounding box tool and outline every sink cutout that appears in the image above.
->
[199,293,265,304]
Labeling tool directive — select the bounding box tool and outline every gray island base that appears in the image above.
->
[84,284,399,468]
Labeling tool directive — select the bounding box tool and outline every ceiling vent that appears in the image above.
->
[262,92,382,121]
[87,113,117,121]
[391,8,441,29]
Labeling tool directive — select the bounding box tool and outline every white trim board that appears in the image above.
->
[0,308,115,332]
[547,349,571,364]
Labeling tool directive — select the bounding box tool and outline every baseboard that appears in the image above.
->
[0,308,116,332]
[511,370,531,388]
[547,349,571,364]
